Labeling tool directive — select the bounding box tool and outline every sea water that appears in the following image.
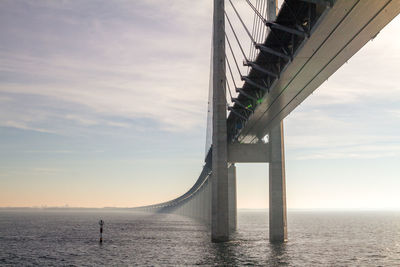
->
[0,210,399,266]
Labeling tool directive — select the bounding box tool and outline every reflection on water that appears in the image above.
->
[213,242,238,265]
[268,243,288,266]
[211,235,289,266]
[0,210,400,266]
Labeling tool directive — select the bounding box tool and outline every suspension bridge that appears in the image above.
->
[135,0,400,243]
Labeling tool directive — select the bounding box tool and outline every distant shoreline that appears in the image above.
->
[1,207,399,212]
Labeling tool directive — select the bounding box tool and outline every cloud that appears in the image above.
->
[0,0,215,135]
[28,168,70,175]
[1,120,55,134]
[387,109,400,118]
[0,96,12,102]
[299,15,400,107]
[281,15,400,161]
[64,114,98,126]
[284,102,400,160]
[293,143,400,160]
[1,0,399,141]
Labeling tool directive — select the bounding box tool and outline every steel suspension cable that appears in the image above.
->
[246,0,267,24]
[225,55,238,90]
[227,0,256,44]
[248,0,258,62]
[225,32,242,78]
[247,0,290,56]
[224,11,248,62]
[225,74,233,101]
[223,51,234,102]
[226,52,259,102]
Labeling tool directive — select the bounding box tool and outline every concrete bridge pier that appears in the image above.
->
[268,122,288,242]
[206,180,212,225]
[228,164,237,234]
[265,0,287,244]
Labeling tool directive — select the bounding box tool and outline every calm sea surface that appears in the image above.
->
[0,210,399,266]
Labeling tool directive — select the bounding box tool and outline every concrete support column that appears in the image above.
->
[193,195,196,219]
[268,122,288,242]
[195,195,198,219]
[199,189,203,221]
[200,186,203,219]
[192,196,195,219]
[207,180,212,225]
[228,164,237,233]
[203,188,206,223]
[211,0,229,242]
[266,0,286,243]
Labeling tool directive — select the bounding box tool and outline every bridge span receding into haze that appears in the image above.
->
[135,0,400,243]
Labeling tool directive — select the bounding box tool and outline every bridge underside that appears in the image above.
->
[229,0,400,143]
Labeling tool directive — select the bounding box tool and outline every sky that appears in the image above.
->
[0,0,399,209]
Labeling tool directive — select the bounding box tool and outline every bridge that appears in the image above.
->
[135,0,400,243]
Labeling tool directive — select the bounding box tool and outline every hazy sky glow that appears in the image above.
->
[1,0,399,209]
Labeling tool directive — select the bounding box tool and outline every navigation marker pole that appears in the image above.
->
[99,219,104,243]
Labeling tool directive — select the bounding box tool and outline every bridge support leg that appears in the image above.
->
[228,164,237,233]
[211,0,229,243]
[211,168,229,242]
[269,122,288,242]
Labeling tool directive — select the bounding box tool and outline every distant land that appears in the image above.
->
[1,207,399,212]
[0,207,136,212]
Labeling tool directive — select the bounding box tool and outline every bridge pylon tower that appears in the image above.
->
[211,0,230,242]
